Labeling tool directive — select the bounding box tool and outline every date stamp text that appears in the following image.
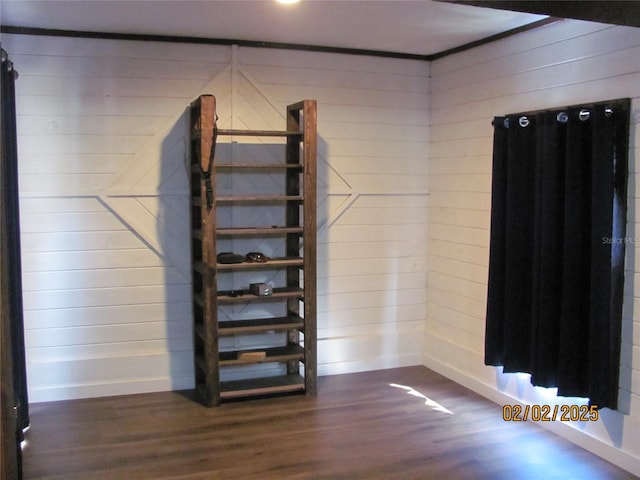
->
[503,404,599,422]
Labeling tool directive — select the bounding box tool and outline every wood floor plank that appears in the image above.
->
[22,366,635,479]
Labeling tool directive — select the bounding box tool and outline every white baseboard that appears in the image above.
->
[28,376,194,403]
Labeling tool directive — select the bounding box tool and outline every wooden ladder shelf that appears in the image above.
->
[189,95,317,406]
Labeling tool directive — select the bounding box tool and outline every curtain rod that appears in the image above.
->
[503,98,629,119]
[492,98,631,126]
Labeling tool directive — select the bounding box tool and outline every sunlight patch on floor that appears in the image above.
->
[390,383,454,415]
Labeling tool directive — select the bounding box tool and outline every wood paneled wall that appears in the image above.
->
[4,16,640,475]
[426,19,640,474]
[2,35,429,402]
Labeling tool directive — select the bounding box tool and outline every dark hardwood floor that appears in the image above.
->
[22,366,636,479]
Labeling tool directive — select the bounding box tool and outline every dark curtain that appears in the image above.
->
[485,99,630,410]
[1,48,29,443]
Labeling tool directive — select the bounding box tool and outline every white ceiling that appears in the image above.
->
[0,0,547,57]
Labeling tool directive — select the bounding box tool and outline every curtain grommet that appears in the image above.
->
[579,109,591,121]
[557,112,569,123]
[519,116,530,128]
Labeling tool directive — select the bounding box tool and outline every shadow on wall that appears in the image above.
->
[157,107,194,391]
[615,115,637,447]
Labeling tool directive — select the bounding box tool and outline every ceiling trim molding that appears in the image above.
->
[0,20,557,62]
[0,25,431,61]
[428,17,561,60]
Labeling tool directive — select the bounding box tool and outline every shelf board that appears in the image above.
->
[217,287,304,303]
[218,315,304,335]
[219,344,304,366]
[216,227,303,236]
[192,163,303,173]
[191,129,302,139]
[217,129,303,137]
[215,163,303,169]
[217,257,303,270]
[220,374,305,399]
[216,195,303,203]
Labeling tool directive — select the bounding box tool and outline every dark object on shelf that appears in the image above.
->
[250,283,273,296]
[217,252,244,264]
[245,251,269,263]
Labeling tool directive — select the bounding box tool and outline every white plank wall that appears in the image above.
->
[3,34,429,402]
[426,20,640,474]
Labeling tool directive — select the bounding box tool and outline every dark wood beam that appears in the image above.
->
[438,1,640,28]
[0,25,431,61]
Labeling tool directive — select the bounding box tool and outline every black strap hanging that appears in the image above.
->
[201,123,217,209]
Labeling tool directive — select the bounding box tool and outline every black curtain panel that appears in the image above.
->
[485,99,630,410]
[1,49,29,433]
